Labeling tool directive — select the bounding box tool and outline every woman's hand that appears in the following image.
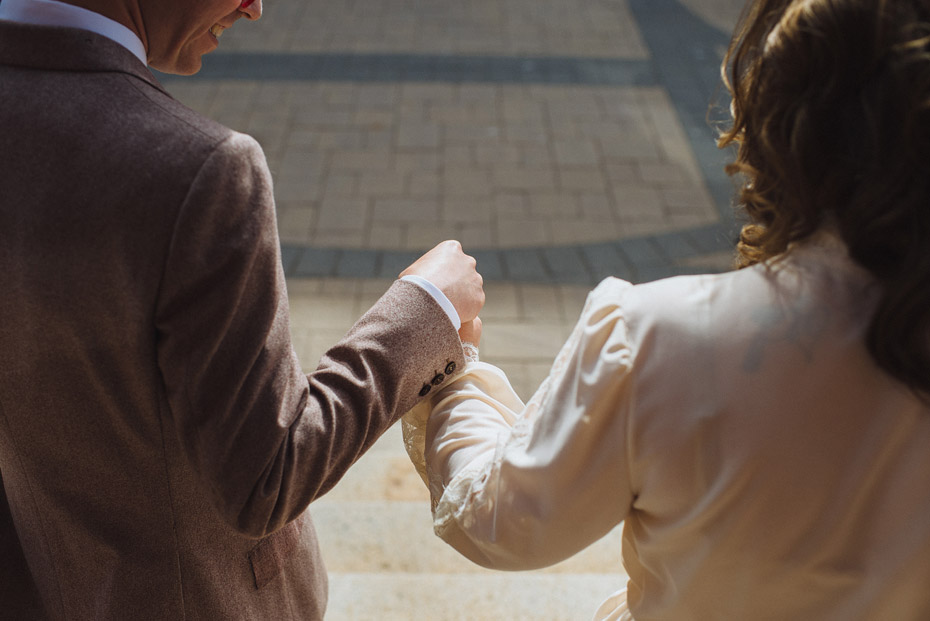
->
[458,317,482,347]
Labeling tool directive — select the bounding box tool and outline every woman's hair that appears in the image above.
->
[719,0,930,396]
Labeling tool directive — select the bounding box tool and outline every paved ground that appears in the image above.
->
[163,0,747,618]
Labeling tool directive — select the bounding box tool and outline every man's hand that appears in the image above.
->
[400,240,485,323]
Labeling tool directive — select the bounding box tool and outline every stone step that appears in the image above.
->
[311,500,624,575]
[321,425,431,503]
[314,410,628,619]
[325,573,626,621]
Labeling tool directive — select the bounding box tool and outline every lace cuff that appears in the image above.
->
[462,342,479,364]
[401,342,478,509]
[401,398,434,504]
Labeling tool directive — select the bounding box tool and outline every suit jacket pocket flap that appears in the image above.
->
[248,518,302,590]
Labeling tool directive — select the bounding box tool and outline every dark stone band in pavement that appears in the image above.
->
[161,0,745,284]
[161,53,658,87]
[281,223,737,285]
[628,0,737,227]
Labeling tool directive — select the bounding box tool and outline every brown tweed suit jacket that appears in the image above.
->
[0,20,464,620]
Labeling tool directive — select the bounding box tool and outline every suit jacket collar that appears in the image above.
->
[0,20,165,94]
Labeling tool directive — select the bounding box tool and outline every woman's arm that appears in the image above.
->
[404,278,638,570]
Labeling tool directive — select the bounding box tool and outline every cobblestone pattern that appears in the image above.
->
[215,0,649,58]
[161,0,743,284]
[167,81,719,256]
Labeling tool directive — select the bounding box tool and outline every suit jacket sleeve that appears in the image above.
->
[155,132,464,538]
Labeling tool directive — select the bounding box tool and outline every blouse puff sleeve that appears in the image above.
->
[401,277,637,571]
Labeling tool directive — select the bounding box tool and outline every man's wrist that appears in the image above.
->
[400,274,461,330]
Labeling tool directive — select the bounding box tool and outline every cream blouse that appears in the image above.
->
[403,232,930,620]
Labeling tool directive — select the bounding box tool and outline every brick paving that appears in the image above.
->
[167,80,719,246]
[162,0,745,284]
[209,0,650,58]
[162,0,747,617]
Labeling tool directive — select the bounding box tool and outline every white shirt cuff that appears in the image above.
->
[400,275,461,331]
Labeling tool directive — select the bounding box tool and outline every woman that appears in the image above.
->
[402,0,930,619]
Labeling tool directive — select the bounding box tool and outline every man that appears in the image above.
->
[0,0,484,617]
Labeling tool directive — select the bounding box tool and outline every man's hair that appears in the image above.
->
[719,0,930,395]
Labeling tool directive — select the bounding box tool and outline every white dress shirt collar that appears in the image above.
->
[0,0,147,66]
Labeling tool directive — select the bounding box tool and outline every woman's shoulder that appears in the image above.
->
[589,271,742,320]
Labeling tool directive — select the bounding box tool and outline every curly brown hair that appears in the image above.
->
[718,0,930,396]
